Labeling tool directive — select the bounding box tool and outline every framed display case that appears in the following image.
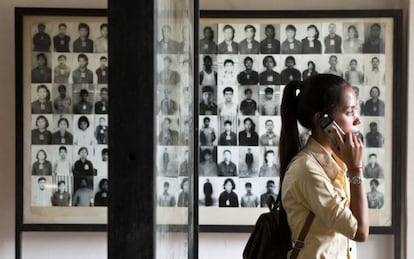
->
[197,10,403,242]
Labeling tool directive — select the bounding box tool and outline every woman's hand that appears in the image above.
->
[332,127,364,170]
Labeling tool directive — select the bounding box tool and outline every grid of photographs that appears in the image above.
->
[155,23,193,209]
[198,22,387,210]
[30,21,108,207]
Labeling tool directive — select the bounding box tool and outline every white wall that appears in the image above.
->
[0,0,409,259]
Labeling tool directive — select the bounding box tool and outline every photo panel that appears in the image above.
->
[295,54,323,80]
[156,22,182,54]
[279,54,302,84]
[199,177,220,207]
[31,52,52,83]
[71,22,98,53]
[178,146,191,177]
[92,176,108,206]
[299,23,323,54]
[31,145,54,176]
[342,54,365,86]
[363,148,385,179]
[51,114,74,145]
[363,54,386,86]
[259,23,281,54]
[31,83,53,114]
[176,176,190,207]
[73,114,95,146]
[70,52,96,85]
[363,23,386,54]
[362,117,385,148]
[51,175,74,206]
[157,177,179,207]
[31,22,53,52]
[239,178,261,208]
[237,23,261,55]
[236,55,261,86]
[237,146,260,178]
[217,55,239,87]
[72,175,94,206]
[259,85,281,116]
[257,54,282,85]
[94,84,109,114]
[51,52,73,84]
[217,84,239,116]
[217,177,240,207]
[50,145,73,176]
[157,116,180,146]
[350,85,367,117]
[238,85,260,116]
[93,145,108,178]
[280,23,306,55]
[321,22,344,54]
[258,116,281,147]
[361,85,386,117]
[217,23,240,54]
[365,178,385,210]
[157,54,182,86]
[90,53,108,85]
[179,55,193,88]
[199,23,219,55]
[342,23,365,54]
[199,146,218,177]
[199,54,218,86]
[258,147,280,177]
[237,116,259,146]
[157,146,179,177]
[319,53,344,78]
[199,115,218,146]
[158,83,180,116]
[255,177,280,208]
[72,146,96,177]
[52,83,73,114]
[50,22,75,53]
[31,176,53,207]
[217,146,239,177]
[217,115,238,146]
[94,114,108,145]
[91,22,108,53]
[31,114,53,145]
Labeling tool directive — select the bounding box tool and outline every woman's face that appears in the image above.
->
[307,27,316,38]
[308,62,314,70]
[80,121,88,130]
[244,120,252,131]
[224,181,232,192]
[37,118,47,129]
[37,88,48,100]
[348,27,356,39]
[332,85,360,135]
[370,88,379,98]
[38,151,46,161]
[79,149,88,158]
[264,57,275,69]
[37,56,46,66]
[223,28,234,41]
[59,120,68,130]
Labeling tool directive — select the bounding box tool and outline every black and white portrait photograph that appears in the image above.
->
[32,23,52,52]
[51,114,74,145]
[72,86,95,114]
[342,23,365,54]
[218,85,238,116]
[259,24,281,54]
[217,146,239,177]
[31,145,53,176]
[52,83,72,114]
[199,177,219,207]
[72,176,94,206]
[259,85,281,116]
[363,118,385,148]
[363,23,385,53]
[199,24,218,55]
[279,55,301,84]
[31,176,53,207]
[51,176,73,206]
[94,115,108,145]
[178,147,191,177]
[71,53,94,85]
[238,24,260,54]
[52,53,72,84]
[280,24,302,54]
[158,85,179,116]
[238,85,259,116]
[236,55,260,85]
[238,116,259,146]
[177,177,190,207]
[362,85,385,116]
[237,146,260,178]
[31,52,52,83]
[199,55,218,86]
[258,55,282,85]
[218,116,238,146]
[158,55,181,86]
[199,85,218,115]
[72,146,96,177]
[365,178,385,209]
[51,22,73,52]
[258,116,281,146]
[343,55,365,85]
[297,55,322,80]
[158,116,180,146]
[31,83,53,114]
[217,55,239,86]
[321,54,344,77]
[51,145,73,176]
[218,177,240,207]
[93,145,108,178]
[217,24,240,54]
[73,114,95,146]
[157,177,178,207]
[363,149,385,179]
[31,114,53,145]
[258,147,279,177]
[157,24,181,54]
[322,22,343,54]
[300,23,323,54]
[199,146,218,177]
[239,179,261,208]
[157,146,179,177]
[364,54,386,86]
[257,177,279,208]
[199,116,218,146]
[72,22,94,53]
[94,85,108,114]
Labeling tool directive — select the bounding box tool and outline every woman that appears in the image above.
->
[301,24,322,54]
[302,61,318,80]
[74,116,94,146]
[31,84,52,114]
[32,115,52,144]
[218,178,239,207]
[51,180,70,206]
[279,74,368,258]
[259,55,281,85]
[52,117,73,144]
[280,56,301,85]
[73,147,95,176]
[343,25,363,53]
[363,86,385,116]
[94,178,109,206]
[238,117,258,146]
[32,149,52,175]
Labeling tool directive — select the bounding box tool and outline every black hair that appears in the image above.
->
[100,56,108,61]
[78,146,88,155]
[58,146,67,152]
[370,179,379,186]
[244,88,252,95]
[266,180,275,187]
[58,23,67,28]
[279,74,349,182]
[244,24,256,33]
[57,55,67,60]
[102,148,109,155]
[245,182,252,188]
[285,24,296,32]
[203,180,213,206]
[203,117,211,123]
[77,116,90,129]
[306,24,320,40]
[224,59,234,66]
[222,87,234,95]
[36,53,48,66]
[370,23,381,31]
[38,177,46,182]
[347,25,359,38]
[80,89,89,97]
[77,53,88,62]
[224,120,232,126]
[262,55,276,67]
[244,56,253,64]
[36,149,47,160]
[369,86,380,97]
[99,178,109,190]
[35,115,49,128]
[180,178,189,189]
[369,153,377,158]
[264,150,275,163]
[202,85,214,93]
[58,117,69,127]
[78,23,90,37]
[58,180,66,186]
[203,26,213,34]
[203,55,212,63]
[285,56,296,66]
[100,23,108,30]
[223,24,235,35]
[223,178,236,190]
[58,84,67,92]
[264,87,274,95]
[36,84,50,101]
[243,118,256,132]
[265,24,275,32]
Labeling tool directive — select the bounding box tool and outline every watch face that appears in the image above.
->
[351,176,362,184]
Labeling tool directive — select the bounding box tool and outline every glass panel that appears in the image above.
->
[154,0,194,258]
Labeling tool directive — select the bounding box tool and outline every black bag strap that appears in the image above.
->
[290,211,315,259]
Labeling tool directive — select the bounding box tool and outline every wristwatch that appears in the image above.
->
[349,175,364,185]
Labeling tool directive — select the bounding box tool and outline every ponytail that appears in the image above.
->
[279,80,302,182]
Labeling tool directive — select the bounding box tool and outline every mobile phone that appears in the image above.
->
[319,113,346,149]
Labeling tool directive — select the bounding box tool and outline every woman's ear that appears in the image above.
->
[312,112,323,129]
